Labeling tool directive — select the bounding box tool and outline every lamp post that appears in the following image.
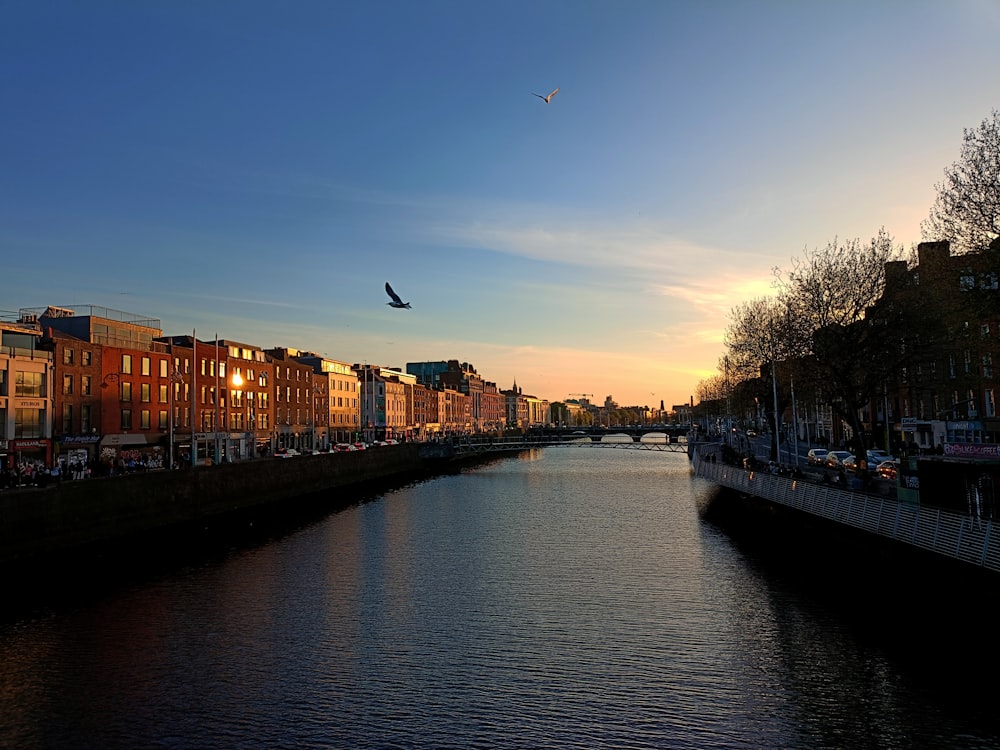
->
[231,370,250,460]
[167,367,183,469]
[311,382,323,452]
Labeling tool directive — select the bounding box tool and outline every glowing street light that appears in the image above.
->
[231,370,251,460]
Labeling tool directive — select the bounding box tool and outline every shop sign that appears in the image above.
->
[947,420,983,431]
[11,439,49,449]
[943,443,1000,459]
[61,435,102,444]
[17,399,44,409]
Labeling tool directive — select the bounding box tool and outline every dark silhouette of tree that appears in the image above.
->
[922,109,1000,254]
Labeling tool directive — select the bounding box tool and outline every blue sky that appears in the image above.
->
[2,1,998,408]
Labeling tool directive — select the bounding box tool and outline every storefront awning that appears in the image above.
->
[101,434,151,447]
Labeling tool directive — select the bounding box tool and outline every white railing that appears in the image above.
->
[692,446,998,573]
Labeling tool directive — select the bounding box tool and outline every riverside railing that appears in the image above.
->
[692,445,1000,573]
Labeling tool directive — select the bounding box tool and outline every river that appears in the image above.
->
[1,447,998,749]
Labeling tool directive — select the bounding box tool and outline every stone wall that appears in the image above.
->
[0,445,425,564]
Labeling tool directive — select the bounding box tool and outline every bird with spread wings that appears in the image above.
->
[532,87,559,103]
[385,282,411,309]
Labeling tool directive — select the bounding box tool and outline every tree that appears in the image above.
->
[922,110,1000,253]
[723,295,802,459]
[776,230,912,460]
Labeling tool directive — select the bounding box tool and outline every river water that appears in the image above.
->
[1,448,998,749]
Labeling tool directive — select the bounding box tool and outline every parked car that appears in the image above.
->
[353,442,367,451]
[274,448,301,458]
[825,450,853,469]
[841,454,860,472]
[877,460,899,480]
[867,449,893,466]
[807,448,829,466]
[334,443,356,452]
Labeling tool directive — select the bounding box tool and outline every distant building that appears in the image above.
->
[293,352,360,445]
[1,319,54,467]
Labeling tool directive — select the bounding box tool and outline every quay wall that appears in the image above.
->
[692,445,1000,574]
[0,445,426,565]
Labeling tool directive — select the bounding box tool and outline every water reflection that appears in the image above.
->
[0,449,998,749]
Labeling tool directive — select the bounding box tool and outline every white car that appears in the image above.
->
[274,448,301,458]
[825,450,853,469]
[807,448,829,466]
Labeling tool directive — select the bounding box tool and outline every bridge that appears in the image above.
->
[418,432,691,459]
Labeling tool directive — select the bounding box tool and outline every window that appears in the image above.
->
[121,382,132,401]
[122,354,132,374]
[63,348,74,365]
[121,409,132,430]
[159,384,168,403]
[82,350,92,366]
[960,270,975,291]
[15,371,44,397]
[14,408,43,438]
[63,374,74,395]
[987,389,996,418]
[81,405,91,434]
[62,404,73,434]
[140,410,151,429]
[983,353,993,379]
[82,375,92,396]
[158,410,168,429]
[142,357,151,376]
[141,383,151,403]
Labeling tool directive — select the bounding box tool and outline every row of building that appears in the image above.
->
[1,304,559,469]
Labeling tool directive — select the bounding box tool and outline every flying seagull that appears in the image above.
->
[385,282,411,309]
[532,87,559,103]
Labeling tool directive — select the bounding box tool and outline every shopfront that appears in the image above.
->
[100,434,165,471]
[58,434,102,464]
[9,438,52,467]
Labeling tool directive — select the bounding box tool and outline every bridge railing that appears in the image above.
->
[692,444,999,573]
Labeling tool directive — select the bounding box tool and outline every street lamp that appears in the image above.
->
[231,370,251,459]
[311,382,324,452]
[167,367,184,469]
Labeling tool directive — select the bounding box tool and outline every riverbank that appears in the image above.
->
[1,445,439,568]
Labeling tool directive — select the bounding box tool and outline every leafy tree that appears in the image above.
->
[922,109,1000,253]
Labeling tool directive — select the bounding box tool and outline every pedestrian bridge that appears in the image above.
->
[419,432,690,459]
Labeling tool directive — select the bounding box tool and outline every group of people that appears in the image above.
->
[0,459,75,489]
[0,452,167,490]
